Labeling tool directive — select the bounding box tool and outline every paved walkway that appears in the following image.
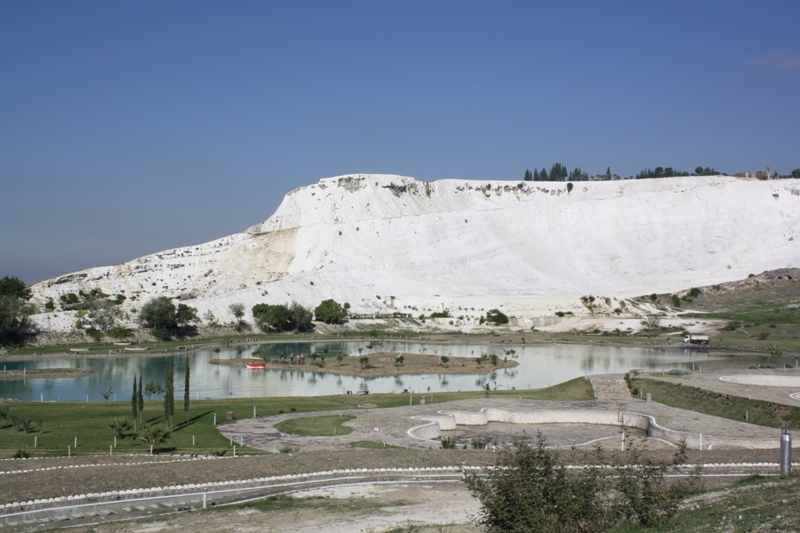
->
[220,395,784,453]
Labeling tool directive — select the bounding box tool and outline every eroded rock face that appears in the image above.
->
[28,174,800,331]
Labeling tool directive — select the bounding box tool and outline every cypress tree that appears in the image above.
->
[184,356,190,422]
[164,358,174,428]
[131,375,138,420]
[137,375,144,422]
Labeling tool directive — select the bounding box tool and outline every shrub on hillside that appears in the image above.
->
[486,309,509,325]
[314,299,347,324]
[252,303,295,332]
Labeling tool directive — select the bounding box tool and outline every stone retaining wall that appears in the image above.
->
[409,408,799,451]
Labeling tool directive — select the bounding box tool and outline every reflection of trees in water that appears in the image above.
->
[440,376,449,386]
[336,376,342,386]
[279,370,288,381]
[581,356,596,371]
[307,373,317,385]
[502,369,518,378]
[395,376,404,387]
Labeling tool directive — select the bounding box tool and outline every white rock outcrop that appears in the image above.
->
[28,174,800,331]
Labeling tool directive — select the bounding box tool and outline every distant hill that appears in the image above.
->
[29,174,800,332]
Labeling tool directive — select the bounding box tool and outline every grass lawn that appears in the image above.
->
[0,377,593,458]
[610,475,800,532]
[275,415,355,436]
[635,378,800,428]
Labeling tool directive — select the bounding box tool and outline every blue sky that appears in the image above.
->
[2,0,799,283]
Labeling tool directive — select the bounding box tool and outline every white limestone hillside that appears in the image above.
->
[29,174,800,332]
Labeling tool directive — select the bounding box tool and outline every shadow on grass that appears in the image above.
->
[173,410,213,431]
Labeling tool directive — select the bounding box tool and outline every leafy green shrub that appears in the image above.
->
[671,295,681,308]
[12,449,30,459]
[44,299,55,311]
[85,327,103,342]
[689,287,702,298]
[757,331,769,341]
[252,303,294,332]
[430,310,450,318]
[314,299,347,324]
[649,293,658,301]
[279,445,299,454]
[486,309,509,325]
[465,434,701,532]
[109,326,131,339]
[440,437,457,449]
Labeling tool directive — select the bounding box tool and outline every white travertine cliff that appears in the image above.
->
[29,174,800,331]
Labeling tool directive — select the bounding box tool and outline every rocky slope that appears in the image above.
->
[29,174,800,332]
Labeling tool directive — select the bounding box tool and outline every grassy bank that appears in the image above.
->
[0,377,592,458]
[635,378,800,428]
[610,475,800,533]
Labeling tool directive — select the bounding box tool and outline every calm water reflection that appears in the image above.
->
[0,341,765,402]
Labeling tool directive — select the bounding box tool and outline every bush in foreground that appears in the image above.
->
[465,433,701,533]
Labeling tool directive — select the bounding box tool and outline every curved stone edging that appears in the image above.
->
[407,407,800,451]
[4,461,800,517]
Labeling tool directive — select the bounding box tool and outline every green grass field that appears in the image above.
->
[275,415,355,436]
[635,378,800,428]
[0,377,593,458]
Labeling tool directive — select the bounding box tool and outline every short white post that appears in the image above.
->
[233,445,236,457]
[409,395,412,406]
[621,430,625,451]
[40,393,43,402]
[110,445,113,456]
[86,394,89,402]
[34,436,37,447]
[203,491,207,509]
[68,445,71,457]
[213,412,217,425]
[74,437,78,448]
[253,406,256,418]
[114,436,117,448]
[150,445,153,455]
[699,434,703,450]
[192,435,195,446]
[240,435,243,446]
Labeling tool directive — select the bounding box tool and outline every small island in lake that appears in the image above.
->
[210,351,518,378]
[0,368,94,381]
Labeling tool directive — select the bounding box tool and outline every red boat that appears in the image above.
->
[245,362,266,370]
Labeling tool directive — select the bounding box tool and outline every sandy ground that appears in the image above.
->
[49,482,481,533]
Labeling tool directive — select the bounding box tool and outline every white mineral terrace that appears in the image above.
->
[28,174,800,332]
